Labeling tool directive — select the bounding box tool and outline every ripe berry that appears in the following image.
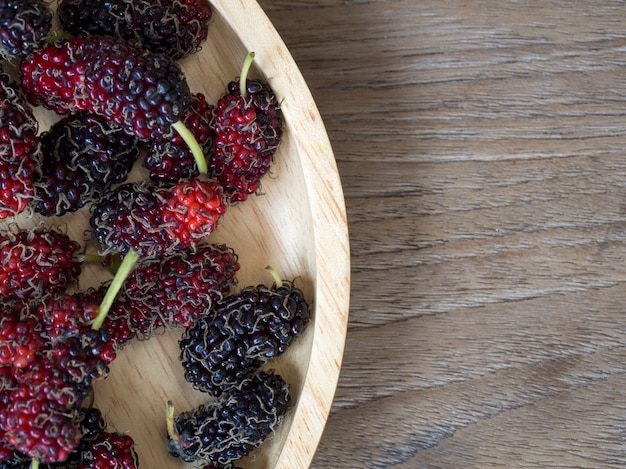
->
[122,243,239,331]
[20,35,195,143]
[211,53,283,203]
[91,179,226,259]
[58,0,212,60]
[78,431,139,469]
[34,112,140,216]
[4,359,83,463]
[168,371,291,466]
[179,269,310,396]
[0,303,45,370]
[0,0,52,59]
[0,228,82,303]
[0,71,37,219]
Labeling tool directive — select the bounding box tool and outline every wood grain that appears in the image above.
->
[257,0,626,467]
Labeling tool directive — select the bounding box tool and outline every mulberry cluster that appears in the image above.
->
[0,228,121,464]
[0,19,295,467]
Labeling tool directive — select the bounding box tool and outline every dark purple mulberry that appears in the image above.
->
[168,371,291,466]
[179,277,310,397]
[89,181,172,258]
[58,0,212,60]
[0,0,52,59]
[34,112,140,216]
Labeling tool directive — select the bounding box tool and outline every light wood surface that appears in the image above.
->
[257,1,626,468]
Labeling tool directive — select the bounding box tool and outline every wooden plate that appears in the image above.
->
[10,0,350,467]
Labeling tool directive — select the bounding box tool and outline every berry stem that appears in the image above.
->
[46,30,66,44]
[30,459,39,469]
[172,120,207,174]
[265,265,283,288]
[240,51,255,101]
[91,250,140,330]
[80,253,103,264]
[166,400,179,443]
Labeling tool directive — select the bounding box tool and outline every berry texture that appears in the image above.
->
[0,228,82,303]
[168,371,291,465]
[211,79,283,203]
[0,0,52,59]
[20,35,191,141]
[77,431,139,469]
[91,179,226,258]
[122,243,239,332]
[0,303,45,370]
[0,290,117,464]
[35,112,140,216]
[58,0,212,60]
[179,279,310,397]
[3,359,83,463]
[0,71,37,219]
[145,92,215,183]
[90,181,171,258]
[161,179,227,248]
[36,291,116,392]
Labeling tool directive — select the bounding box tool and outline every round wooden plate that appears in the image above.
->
[9,0,350,467]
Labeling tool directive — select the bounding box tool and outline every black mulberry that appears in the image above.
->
[179,275,310,397]
[168,371,290,466]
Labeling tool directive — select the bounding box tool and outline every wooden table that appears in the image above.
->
[258,1,626,468]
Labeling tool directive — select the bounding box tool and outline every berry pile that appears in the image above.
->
[0,4,307,467]
[0,291,115,463]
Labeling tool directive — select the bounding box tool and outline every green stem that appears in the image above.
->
[80,253,103,264]
[91,250,140,330]
[240,51,256,101]
[30,459,39,469]
[265,265,283,288]
[45,30,66,44]
[172,120,207,174]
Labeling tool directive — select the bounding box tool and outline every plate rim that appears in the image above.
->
[209,1,351,467]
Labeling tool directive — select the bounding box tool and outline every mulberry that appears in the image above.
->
[168,371,291,466]
[179,272,310,397]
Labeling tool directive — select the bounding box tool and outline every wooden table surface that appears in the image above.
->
[257,1,626,468]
